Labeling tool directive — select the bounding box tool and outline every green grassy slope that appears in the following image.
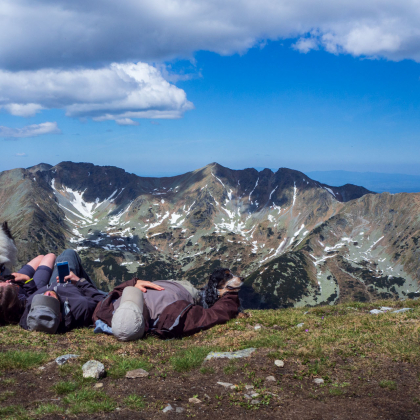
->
[1,299,420,418]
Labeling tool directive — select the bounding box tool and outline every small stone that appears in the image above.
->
[55,354,79,366]
[370,309,384,315]
[176,407,185,413]
[94,383,103,388]
[206,348,256,361]
[249,391,259,398]
[393,308,412,313]
[243,394,252,400]
[189,397,201,404]
[82,360,105,379]
[313,378,324,385]
[251,399,261,405]
[217,381,234,388]
[162,404,173,413]
[296,323,304,328]
[266,376,276,382]
[254,325,261,330]
[245,385,254,390]
[274,360,284,368]
[230,385,238,390]
[37,366,45,371]
[115,408,121,411]
[125,368,149,379]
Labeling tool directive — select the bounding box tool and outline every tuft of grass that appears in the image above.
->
[0,391,15,402]
[63,388,104,404]
[379,380,397,390]
[107,355,150,378]
[68,400,117,415]
[52,381,78,395]
[200,366,215,375]
[224,360,238,375]
[1,378,16,385]
[33,403,65,416]
[124,394,145,410]
[329,388,344,396]
[170,346,213,372]
[64,389,117,414]
[0,350,47,371]
[0,404,26,419]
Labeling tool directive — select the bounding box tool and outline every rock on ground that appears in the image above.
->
[82,360,105,379]
[266,376,276,381]
[189,397,201,403]
[205,348,256,361]
[162,404,173,413]
[217,382,234,388]
[125,368,149,379]
[313,378,324,384]
[274,360,284,367]
[55,354,79,366]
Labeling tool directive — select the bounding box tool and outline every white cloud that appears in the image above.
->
[0,62,194,123]
[15,152,27,156]
[115,118,139,126]
[3,103,44,117]
[0,1,420,71]
[0,122,61,138]
[292,37,319,54]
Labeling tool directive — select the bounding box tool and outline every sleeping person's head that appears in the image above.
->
[26,291,61,333]
[112,286,145,341]
[0,277,23,325]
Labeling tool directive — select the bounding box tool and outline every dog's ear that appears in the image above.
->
[210,267,230,283]
[1,222,13,240]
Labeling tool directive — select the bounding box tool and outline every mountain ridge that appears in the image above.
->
[1,161,418,309]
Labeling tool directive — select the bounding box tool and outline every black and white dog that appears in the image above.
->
[198,267,243,308]
[0,222,18,277]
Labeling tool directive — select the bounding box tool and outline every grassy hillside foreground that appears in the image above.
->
[1,299,420,419]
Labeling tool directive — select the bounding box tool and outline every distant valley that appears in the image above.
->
[0,161,419,309]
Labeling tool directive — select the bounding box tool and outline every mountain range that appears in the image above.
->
[307,170,420,194]
[0,161,419,309]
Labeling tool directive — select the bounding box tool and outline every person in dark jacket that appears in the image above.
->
[93,269,243,341]
[0,253,56,325]
[19,250,104,333]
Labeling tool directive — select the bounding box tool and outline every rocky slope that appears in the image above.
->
[1,161,418,308]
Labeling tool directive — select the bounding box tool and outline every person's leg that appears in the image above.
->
[49,249,94,286]
[17,255,44,278]
[32,254,56,289]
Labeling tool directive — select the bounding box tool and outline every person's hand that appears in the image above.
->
[56,271,80,284]
[135,280,165,293]
[9,273,30,283]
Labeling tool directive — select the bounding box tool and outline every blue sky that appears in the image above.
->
[1,1,420,177]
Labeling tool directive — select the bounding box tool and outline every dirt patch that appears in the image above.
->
[1,351,420,419]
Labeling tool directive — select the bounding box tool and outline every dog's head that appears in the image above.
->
[210,268,243,294]
[0,222,18,276]
[200,268,243,308]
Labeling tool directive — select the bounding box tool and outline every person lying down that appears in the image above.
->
[93,268,243,341]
